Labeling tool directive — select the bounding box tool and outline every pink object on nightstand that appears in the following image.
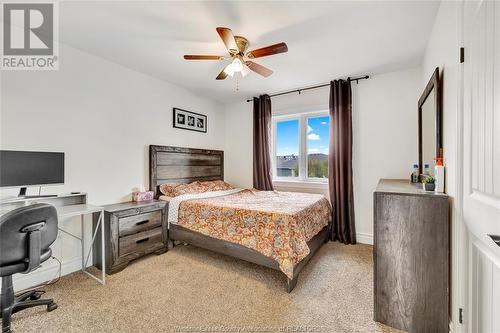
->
[132,191,154,202]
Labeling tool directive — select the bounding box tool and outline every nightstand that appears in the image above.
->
[93,200,167,274]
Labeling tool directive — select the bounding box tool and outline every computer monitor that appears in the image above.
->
[0,150,65,197]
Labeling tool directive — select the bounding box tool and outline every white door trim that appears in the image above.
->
[452,1,467,332]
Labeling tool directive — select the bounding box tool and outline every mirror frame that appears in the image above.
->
[418,67,442,175]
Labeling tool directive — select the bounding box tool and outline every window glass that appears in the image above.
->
[307,116,330,178]
[275,119,299,177]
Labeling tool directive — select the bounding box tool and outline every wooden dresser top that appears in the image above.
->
[375,179,448,198]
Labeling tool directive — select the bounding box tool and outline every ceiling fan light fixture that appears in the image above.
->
[224,58,244,77]
[224,65,235,77]
[231,58,243,72]
[241,64,250,77]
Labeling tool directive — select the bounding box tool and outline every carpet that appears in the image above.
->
[11,242,402,332]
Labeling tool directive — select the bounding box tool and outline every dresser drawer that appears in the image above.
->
[118,210,162,237]
[119,227,163,257]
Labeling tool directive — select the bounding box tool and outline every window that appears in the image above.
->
[307,115,330,179]
[275,119,299,178]
[272,112,330,182]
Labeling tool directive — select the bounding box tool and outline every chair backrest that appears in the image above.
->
[0,203,58,268]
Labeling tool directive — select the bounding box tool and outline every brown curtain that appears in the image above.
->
[253,95,274,191]
[329,80,356,244]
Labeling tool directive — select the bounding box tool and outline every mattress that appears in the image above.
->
[163,189,331,278]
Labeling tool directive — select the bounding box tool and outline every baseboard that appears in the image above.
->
[356,232,373,245]
[12,257,83,292]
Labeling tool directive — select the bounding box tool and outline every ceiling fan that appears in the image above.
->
[184,27,288,80]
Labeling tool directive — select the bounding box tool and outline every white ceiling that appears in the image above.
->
[59,1,439,103]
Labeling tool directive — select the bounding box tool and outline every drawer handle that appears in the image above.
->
[136,237,150,244]
[135,220,149,226]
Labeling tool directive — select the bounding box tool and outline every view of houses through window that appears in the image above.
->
[273,113,330,181]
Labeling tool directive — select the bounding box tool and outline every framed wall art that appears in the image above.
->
[173,108,207,133]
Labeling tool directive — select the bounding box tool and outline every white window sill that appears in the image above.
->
[272,179,329,189]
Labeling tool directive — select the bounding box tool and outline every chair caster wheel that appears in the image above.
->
[30,293,41,300]
[47,302,58,312]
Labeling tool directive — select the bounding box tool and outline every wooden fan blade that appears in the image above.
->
[216,65,229,80]
[245,61,273,77]
[246,42,288,59]
[216,27,238,53]
[184,55,225,60]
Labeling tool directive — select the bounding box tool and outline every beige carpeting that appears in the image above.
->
[11,242,402,333]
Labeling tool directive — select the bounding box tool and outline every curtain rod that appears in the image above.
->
[245,75,369,102]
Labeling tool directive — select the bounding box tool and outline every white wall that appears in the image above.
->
[224,101,254,189]
[1,44,225,204]
[421,1,462,331]
[353,68,421,244]
[225,67,422,244]
[422,1,459,202]
[1,43,225,290]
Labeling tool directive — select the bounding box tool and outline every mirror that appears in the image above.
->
[418,68,442,176]
[421,89,436,174]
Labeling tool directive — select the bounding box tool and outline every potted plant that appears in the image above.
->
[422,175,435,191]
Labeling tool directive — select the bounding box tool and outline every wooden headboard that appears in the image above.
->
[149,145,224,197]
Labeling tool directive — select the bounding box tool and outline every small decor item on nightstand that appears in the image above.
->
[132,191,154,202]
[422,175,435,191]
[173,107,207,133]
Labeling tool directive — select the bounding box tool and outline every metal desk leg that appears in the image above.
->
[82,210,105,285]
[100,209,106,284]
[81,214,85,271]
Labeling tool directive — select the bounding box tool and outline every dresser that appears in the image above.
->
[93,200,167,274]
[374,179,449,333]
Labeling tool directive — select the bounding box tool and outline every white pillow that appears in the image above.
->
[158,195,173,202]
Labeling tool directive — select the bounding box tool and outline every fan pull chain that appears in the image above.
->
[236,74,239,91]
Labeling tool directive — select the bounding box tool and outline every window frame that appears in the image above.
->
[271,110,329,184]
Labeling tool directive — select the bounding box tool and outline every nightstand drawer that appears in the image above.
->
[119,227,163,257]
[118,210,162,237]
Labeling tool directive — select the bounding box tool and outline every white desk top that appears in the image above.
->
[56,204,103,218]
[0,192,87,204]
[0,203,103,218]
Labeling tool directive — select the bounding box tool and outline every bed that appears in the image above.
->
[149,145,331,292]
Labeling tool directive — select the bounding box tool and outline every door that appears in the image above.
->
[462,1,500,331]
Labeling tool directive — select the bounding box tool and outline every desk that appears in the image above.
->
[56,204,105,285]
[0,194,106,289]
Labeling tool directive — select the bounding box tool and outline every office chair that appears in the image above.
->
[0,203,59,333]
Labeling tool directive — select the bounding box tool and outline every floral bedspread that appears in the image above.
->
[175,189,331,278]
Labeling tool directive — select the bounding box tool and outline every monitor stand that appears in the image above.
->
[18,187,57,198]
[18,187,27,197]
